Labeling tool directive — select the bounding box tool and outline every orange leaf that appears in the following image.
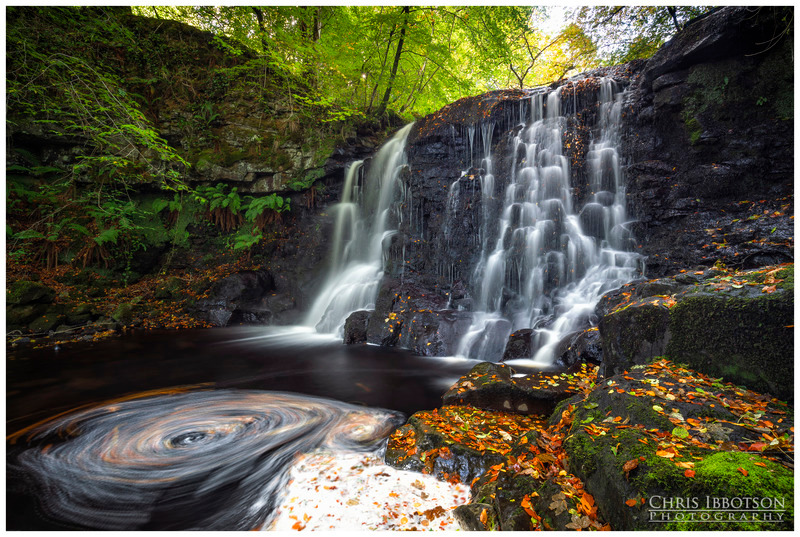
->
[480,508,488,525]
[684,469,696,477]
[738,467,749,476]
[754,462,767,468]
[656,449,676,458]
[625,498,638,507]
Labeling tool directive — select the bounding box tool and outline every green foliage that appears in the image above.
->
[244,193,290,221]
[134,5,600,120]
[7,7,189,191]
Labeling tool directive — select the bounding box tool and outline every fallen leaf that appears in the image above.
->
[622,458,639,479]
[625,498,638,507]
[684,469,696,477]
[480,508,488,525]
[738,467,749,477]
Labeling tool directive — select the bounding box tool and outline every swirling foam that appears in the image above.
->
[8,389,403,530]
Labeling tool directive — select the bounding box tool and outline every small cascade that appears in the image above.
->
[457,78,643,363]
[305,124,414,335]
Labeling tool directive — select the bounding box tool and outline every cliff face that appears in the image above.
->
[621,6,794,277]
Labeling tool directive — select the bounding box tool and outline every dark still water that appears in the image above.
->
[6,326,543,530]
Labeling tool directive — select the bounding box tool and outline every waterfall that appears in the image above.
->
[456,78,643,363]
[305,124,414,335]
[306,78,642,365]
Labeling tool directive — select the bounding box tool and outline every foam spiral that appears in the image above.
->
[8,389,403,530]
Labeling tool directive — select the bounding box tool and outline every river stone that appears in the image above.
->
[443,362,579,416]
[502,329,533,360]
[556,328,603,369]
[343,310,370,344]
[453,503,495,531]
[385,420,505,486]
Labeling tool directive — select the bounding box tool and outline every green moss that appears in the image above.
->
[564,431,601,476]
[753,36,794,120]
[684,113,703,145]
[665,292,793,398]
[662,452,794,530]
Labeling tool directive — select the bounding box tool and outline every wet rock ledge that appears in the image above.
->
[386,360,794,531]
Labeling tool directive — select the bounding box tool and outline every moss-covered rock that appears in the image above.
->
[443,361,583,416]
[111,302,135,324]
[561,360,794,530]
[7,280,55,306]
[598,264,794,400]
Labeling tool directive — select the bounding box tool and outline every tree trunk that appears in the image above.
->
[375,6,410,117]
[251,7,271,55]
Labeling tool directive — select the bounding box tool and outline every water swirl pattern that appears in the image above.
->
[7,388,403,530]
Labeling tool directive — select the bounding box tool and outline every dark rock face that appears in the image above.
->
[192,270,276,326]
[622,6,794,277]
[343,310,369,344]
[597,264,793,400]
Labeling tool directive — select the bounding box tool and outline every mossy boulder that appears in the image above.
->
[7,280,55,305]
[598,264,794,400]
[28,312,67,334]
[111,302,135,324]
[560,360,793,530]
[443,361,582,416]
[666,290,793,401]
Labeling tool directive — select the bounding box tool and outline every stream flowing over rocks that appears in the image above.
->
[6,5,794,532]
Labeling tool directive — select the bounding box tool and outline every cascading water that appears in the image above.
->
[456,78,643,363]
[305,124,414,335]
[306,78,641,365]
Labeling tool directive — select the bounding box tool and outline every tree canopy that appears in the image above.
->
[133,6,600,120]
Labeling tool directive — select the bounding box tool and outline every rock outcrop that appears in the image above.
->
[621,6,794,277]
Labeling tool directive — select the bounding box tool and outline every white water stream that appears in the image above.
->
[456,79,642,363]
[305,124,414,335]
